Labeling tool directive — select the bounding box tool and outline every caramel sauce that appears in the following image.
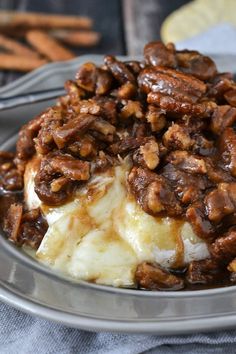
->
[172,220,185,268]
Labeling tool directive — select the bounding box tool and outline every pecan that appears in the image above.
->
[35,106,63,155]
[133,139,160,170]
[109,136,147,155]
[186,202,216,240]
[128,166,182,216]
[162,162,210,205]
[104,55,135,84]
[75,62,97,92]
[117,82,137,99]
[176,50,217,81]
[66,134,97,158]
[90,118,116,137]
[138,66,206,102]
[210,228,236,263]
[95,68,113,95]
[0,152,23,191]
[124,60,142,75]
[120,100,144,120]
[53,114,96,149]
[186,259,221,284]
[207,72,234,100]
[15,112,44,171]
[3,205,47,249]
[144,41,177,67]
[3,203,23,243]
[167,151,207,175]
[64,80,86,104]
[48,154,90,181]
[136,262,184,290]
[224,89,236,107]
[205,183,236,223]
[219,127,236,177]
[210,105,236,135]
[147,92,216,118]
[34,153,90,206]
[146,105,166,132]
[228,258,236,272]
[163,124,193,150]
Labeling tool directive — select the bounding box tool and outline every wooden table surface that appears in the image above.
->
[0,0,190,86]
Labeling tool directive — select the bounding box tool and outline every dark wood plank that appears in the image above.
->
[122,0,190,56]
[0,0,125,86]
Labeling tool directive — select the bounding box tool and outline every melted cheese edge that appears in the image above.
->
[24,158,209,287]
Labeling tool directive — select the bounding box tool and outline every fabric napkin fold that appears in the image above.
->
[176,23,236,55]
[2,23,236,354]
[1,302,236,354]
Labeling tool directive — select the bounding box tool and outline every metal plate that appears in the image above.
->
[1,56,236,334]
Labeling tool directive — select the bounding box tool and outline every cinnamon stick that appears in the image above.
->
[0,54,47,72]
[0,34,39,58]
[0,10,92,31]
[26,30,75,62]
[50,30,101,47]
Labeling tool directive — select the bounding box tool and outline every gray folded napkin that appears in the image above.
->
[177,23,236,55]
[1,302,236,354]
[2,23,236,354]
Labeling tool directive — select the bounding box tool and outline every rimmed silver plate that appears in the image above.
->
[1,55,236,334]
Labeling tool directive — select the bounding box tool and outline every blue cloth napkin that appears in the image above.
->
[1,302,236,354]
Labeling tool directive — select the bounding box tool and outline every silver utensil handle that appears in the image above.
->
[0,87,65,111]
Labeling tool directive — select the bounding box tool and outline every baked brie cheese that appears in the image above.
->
[24,157,209,287]
[1,41,236,291]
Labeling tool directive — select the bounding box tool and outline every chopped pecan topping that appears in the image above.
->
[3,205,48,249]
[205,183,236,223]
[163,124,193,150]
[167,151,207,175]
[210,105,236,135]
[176,50,217,81]
[53,114,96,149]
[219,127,236,177]
[144,41,177,67]
[224,89,236,107]
[3,203,23,243]
[95,68,113,95]
[109,136,147,155]
[15,113,44,173]
[210,228,236,264]
[35,107,63,155]
[120,100,144,120]
[146,105,166,132]
[64,80,86,104]
[186,259,221,284]
[0,151,23,191]
[133,139,160,170]
[75,62,97,92]
[3,40,236,291]
[34,153,89,206]
[128,167,182,216]
[117,82,137,99]
[104,55,135,84]
[186,202,216,240]
[207,72,234,100]
[136,262,184,290]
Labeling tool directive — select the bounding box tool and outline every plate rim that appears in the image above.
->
[2,283,236,334]
[1,57,236,333]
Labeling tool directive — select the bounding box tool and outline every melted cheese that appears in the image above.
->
[24,158,209,287]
